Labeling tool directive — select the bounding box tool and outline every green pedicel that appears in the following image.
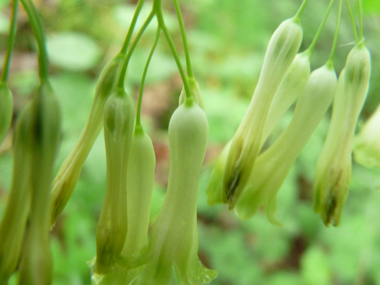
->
[0,83,13,146]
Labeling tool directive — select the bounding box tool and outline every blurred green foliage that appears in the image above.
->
[0,0,380,284]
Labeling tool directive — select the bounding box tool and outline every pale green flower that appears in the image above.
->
[236,64,337,223]
[354,103,380,169]
[313,43,371,226]
[222,18,303,208]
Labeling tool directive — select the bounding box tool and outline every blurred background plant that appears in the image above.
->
[0,0,380,284]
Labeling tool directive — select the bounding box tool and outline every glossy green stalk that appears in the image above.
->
[294,0,310,20]
[1,0,18,82]
[304,0,335,57]
[116,10,155,90]
[0,105,31,284]
[172,0,193,78]
[20,0,49,80]
[120,0,145,54]
[236,64,337,223]
[358,0,364,41]
[328,0,343,66]
[346,0,359,42]
[19,80,61,284]
[136,26,161,126]
[154,0,191,100]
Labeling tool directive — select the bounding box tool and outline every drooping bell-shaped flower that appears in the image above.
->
[313,42,371,226]
[222,18,303,208]
[235,63,337,223]
[137,99,217,284]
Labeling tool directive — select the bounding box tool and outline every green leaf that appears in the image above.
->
[47,32,101,71]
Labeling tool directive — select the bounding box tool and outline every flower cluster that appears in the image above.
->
[207,0,372,227]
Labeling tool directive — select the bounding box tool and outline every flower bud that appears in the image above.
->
[0,104,31,283]
[223,18,303,208]
[137,99,217,284]
[261,51,310,145]
[19,80,61,285]
[95,87,135,274]
[51,53,126,226]
[236,64,337,223]
[313,43,371,226]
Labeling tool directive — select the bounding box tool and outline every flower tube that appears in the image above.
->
[235,64,337,223]
[206,51,309,207]
[94,87,135,275]
[137,99,217,284]
[222,18,303,208]
[313,42,371,226]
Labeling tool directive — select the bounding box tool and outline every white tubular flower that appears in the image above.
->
[222,18,303,209]
[313,43,371,226]
[235,64,337,223]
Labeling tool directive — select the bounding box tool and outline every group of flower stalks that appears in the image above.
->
[208,0,371,228]
[0,0,372,284]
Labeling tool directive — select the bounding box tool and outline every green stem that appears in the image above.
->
[1,0,19,83]
[172,0,193,79]
[20,0,49,81]
[154,0,191,100]
[136,27,161,127]
[294,0,310,20]
[327,0,343,67]
[358,0,364,41]
[120,0,145,54]
[116,10,155,90]
[346,0,358,42]
[304,0,335,56]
